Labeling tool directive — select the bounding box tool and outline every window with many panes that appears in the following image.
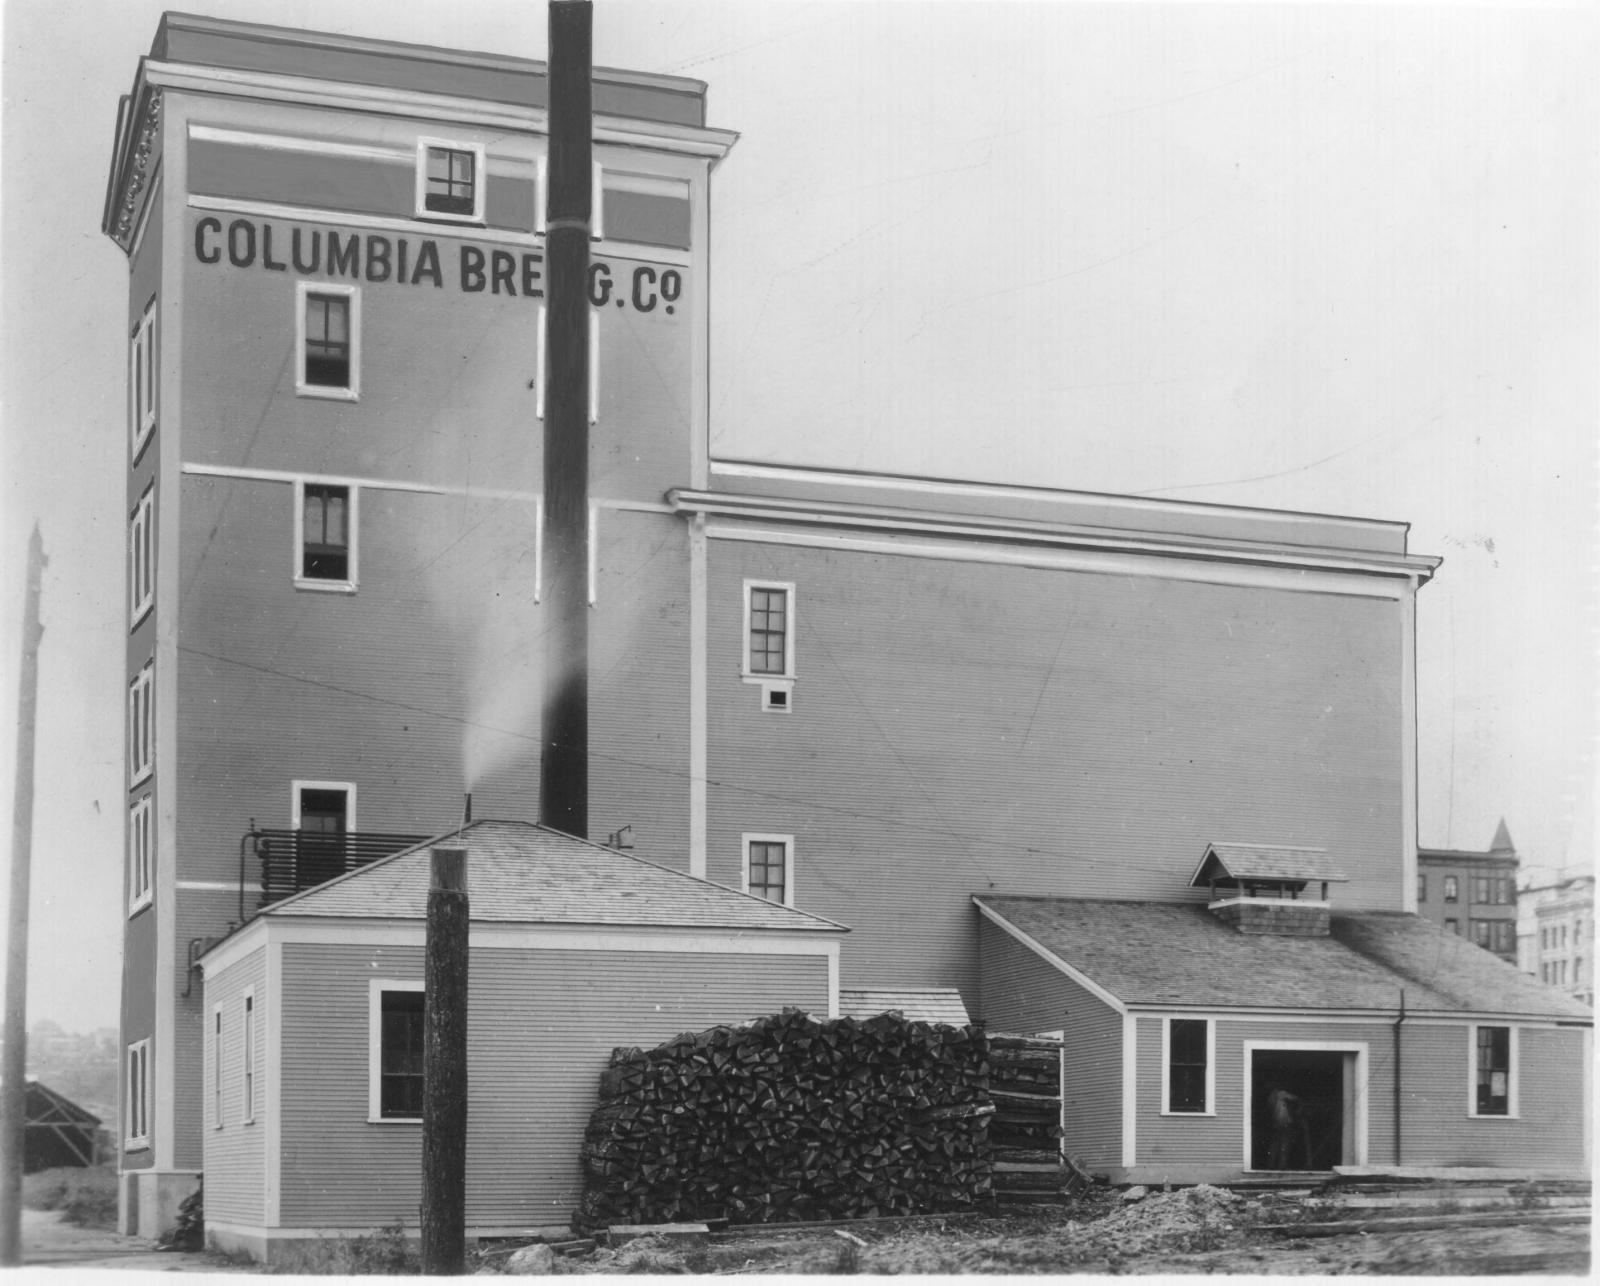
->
[129,487,154,627]
[296,283,359,398]
[129,661,153,785]
[743,834,792,907]
[1472,1025,1512,1116]
[417,139,485,222]
[128,794,152,914]
[297,483,355,588]
[130,299,157,459]
[126,1040,150,1148]
[745,583,794,677]
[370,982,425,1121]
[1165,1018,1210,1113]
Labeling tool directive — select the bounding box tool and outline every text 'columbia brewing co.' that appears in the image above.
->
[194,216,686,314]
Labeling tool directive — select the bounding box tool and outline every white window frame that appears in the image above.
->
[211,1003,224,1129]
[292,779,357,832]
[241,989,257,1124]
[129,486,154,628]
[1160,1016,1216,1117]
[128,794,153,915]
[129,660,154,786]
[742,580,797,712]
[1467,1023,1519,1119]
[129,299,157,461]
[415,137,486,225]
[368,978,425,1124]
[125,1039,150,1149]
[295,281,361,401]
[741,832,795,908]
[292,479,359,593]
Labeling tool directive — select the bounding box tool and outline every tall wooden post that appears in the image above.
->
[539,0,593,840]
[1,526,46,1267]
[420,846,469,1274]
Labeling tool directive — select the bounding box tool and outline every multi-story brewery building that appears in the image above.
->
[104,14,1589,1243]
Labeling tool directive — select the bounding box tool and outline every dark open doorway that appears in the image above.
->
[1250,1049,1347,1171]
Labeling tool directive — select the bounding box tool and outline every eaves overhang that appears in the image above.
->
[669,488,1442,585]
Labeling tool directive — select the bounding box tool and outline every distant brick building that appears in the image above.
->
[1416,821,1518,961]
[1521,872,1594,1006]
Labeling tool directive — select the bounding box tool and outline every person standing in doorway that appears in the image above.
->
[1266,1085,1306,1169]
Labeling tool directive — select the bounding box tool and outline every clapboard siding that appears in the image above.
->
[277,940,828,1228]
[1136,1017,1397,1173]
[707,541,1403,999]
[203,946,268,1225]
[173,889,239,1170]
[976,916,1122,1171]
[1397,1023,1586,1168]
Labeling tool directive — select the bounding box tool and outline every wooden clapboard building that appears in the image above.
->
[103,12,1590,1248]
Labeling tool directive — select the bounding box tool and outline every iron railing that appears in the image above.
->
[246,828,435,914]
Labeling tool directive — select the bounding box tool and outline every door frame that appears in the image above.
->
[1241,1039,1368,1171]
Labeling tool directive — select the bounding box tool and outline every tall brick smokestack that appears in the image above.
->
[539,0,592,838]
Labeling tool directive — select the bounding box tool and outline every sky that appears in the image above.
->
[1,0,1595,1033]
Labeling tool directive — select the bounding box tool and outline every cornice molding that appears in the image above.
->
[667,487,1440,584]
[108,88,163,253]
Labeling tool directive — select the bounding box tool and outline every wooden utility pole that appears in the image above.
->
[539,0,593,840]
[420,846,469,1274]
[1,526,46,1267]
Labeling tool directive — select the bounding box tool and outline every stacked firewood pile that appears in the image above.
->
[574,1008,993,1230]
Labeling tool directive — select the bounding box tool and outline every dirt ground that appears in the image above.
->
[498,1187,1591,1277]
[18,1208,239,1273]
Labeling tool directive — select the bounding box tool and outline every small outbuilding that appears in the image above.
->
[24,1078,103,1172]
[976,891,1593,1185]
[198,820,846,1265]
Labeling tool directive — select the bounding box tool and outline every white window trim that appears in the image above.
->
[295,280,361,401]
[1240,1039,1369,1170]
[130,299,157,462]
[368,978,425,1124]
[741,832,795,909]
[125,1039,150,1150]
[130,486,154,628]
[211,1004,224,1130]
[1467,1023,1520,1119]
[129,660,154,786]
[128,794,153,916]
[1160,1016,1216,1117]
[291,780,357,832]
[292,479,359,594]
[241,989,257,1124]
[742,580,798,699]
[415,136,486,225]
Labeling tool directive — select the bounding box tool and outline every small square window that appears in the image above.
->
[296,282,360,400]
[416,138,485,224]
[294,483,358,591]
[743,834,793,907]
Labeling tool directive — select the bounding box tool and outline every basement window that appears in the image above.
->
[416,139,485,223]
[369,981,425,1122]
[1470,1024,1515,1118]
[296,283,360,399]
[1163,1018,1213,1115]
[295,482,357,591]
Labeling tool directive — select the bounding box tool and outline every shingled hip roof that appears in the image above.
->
[258,819,848,934]
[975,896,1591,1021]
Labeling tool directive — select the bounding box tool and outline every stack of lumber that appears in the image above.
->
[987,1034,1086,1201]
[575,1008,993,1231]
